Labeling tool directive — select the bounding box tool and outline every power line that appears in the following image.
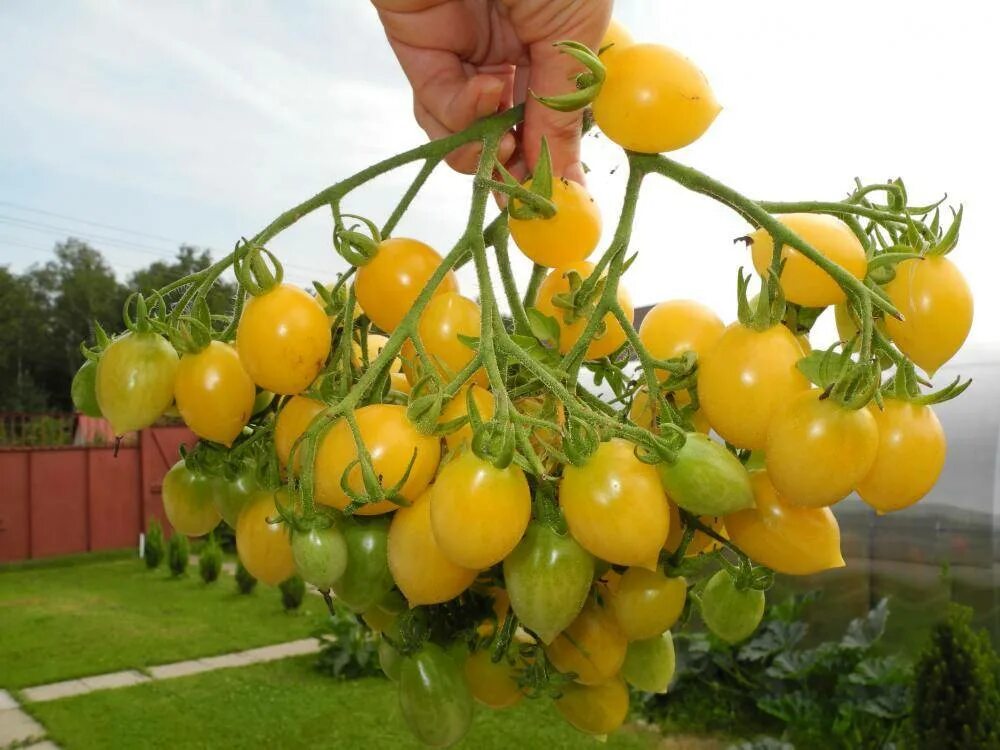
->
[0,200,186,246]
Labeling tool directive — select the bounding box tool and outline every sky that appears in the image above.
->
[1,0,999,352]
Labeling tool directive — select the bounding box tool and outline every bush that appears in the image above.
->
[315,601,382,680]
[235,559,257,595]
[199,534,223,584]
[144,519,165,569]
[641,593,912,750]
[911,603,1000,749]
[279,575,306,611]
[167,533,189,577]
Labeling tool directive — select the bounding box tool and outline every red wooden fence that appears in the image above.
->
[0,426,195,562]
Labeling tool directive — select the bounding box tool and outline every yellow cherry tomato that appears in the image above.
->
[750,214,868,307]
[599,18,634,59]
[390,371,412,395]
[765,389,879,508]
[663,501,724,557]
[236,489,296,586]
[555,677,630,736]
[430,450,531,569]
[699,322,809,450]
[857,398,946,513]
[174,341,255,446]
[637,299,725,370]
[884,256,973,375]
[508,178,601,268]
[560,438,670,567]
[593,43,720,153]
[236,284,331,395]
[415,292,487,387]
[274,395,325,470]
[610,567,687,641]
[630,387,711,434]
[726,471,845,575]
[441,386,495,452]
[463,649,523,709]
[534,261,633,360]
[351,333,402,373]
[354,238,459,333]
[514,394,565,466]
[388,490,477,606]
[315,404,440,515]
[546,599,627,685]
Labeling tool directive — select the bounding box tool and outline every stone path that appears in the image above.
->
[0,638,322,748]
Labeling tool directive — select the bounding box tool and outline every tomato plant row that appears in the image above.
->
[71,18,972,747]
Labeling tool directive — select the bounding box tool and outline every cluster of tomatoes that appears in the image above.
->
[71,17,973,747]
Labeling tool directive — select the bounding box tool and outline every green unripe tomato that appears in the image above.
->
[71,359,103,417]
[622,631,675,693]
[699,570,765,644]
[658,433,754,516]
[291,525,348,589]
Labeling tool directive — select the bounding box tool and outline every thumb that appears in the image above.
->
[522,42,587,183]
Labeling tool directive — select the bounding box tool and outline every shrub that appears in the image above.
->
[279,575,306,611]
[199,534,223,584]
[167,532,189,577]
[315,601,381,680]
[642,593,912,750]
[144,519,165,569]
[911,603,1000,749]
[235,559,257,594]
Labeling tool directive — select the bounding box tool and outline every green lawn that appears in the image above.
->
[28,655,658,750]
[0,556,325,689]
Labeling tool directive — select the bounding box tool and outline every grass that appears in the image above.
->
[0,556,325,689]
[28,656,658,750]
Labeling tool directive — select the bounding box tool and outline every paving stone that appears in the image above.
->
[197,652,254,670]
[148,659,215,680]
[80,670,149,691]
[240,638,321,664]
[0,707,46,746]
[20,679,89,703]
[0,689,17,711]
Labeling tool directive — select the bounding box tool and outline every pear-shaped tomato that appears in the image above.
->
[330,517,394,612]
[399,643,474,748]
[96,331,179,434]
[658,433,754,516]
[725,471,845,575]
[430,450,531,569]
[503,522,594,644]
[699,570,765,644]
[546,599,627,685]
[621,631,675,694]
[162,459,221,537]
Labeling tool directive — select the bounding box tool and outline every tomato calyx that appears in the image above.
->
[496,141,556,221]
[735,266,786,332]
[333,213,381,266]
[882,360,971,407]
[531,40,606,113]
[232,239,284,296]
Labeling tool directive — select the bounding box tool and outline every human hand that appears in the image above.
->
[373,0,612,182]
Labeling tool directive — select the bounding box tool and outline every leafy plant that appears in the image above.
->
[910,603,1000,749]
[235,559,257,595]
[198,534,223,584]
[144,519,165,569]
[279,575,306,611]
[314,601,381,680]
[642,593,912,750]
[167,532,189,577]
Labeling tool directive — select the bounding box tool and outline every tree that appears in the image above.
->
[24,240,126,410]
[0,267,50,410]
